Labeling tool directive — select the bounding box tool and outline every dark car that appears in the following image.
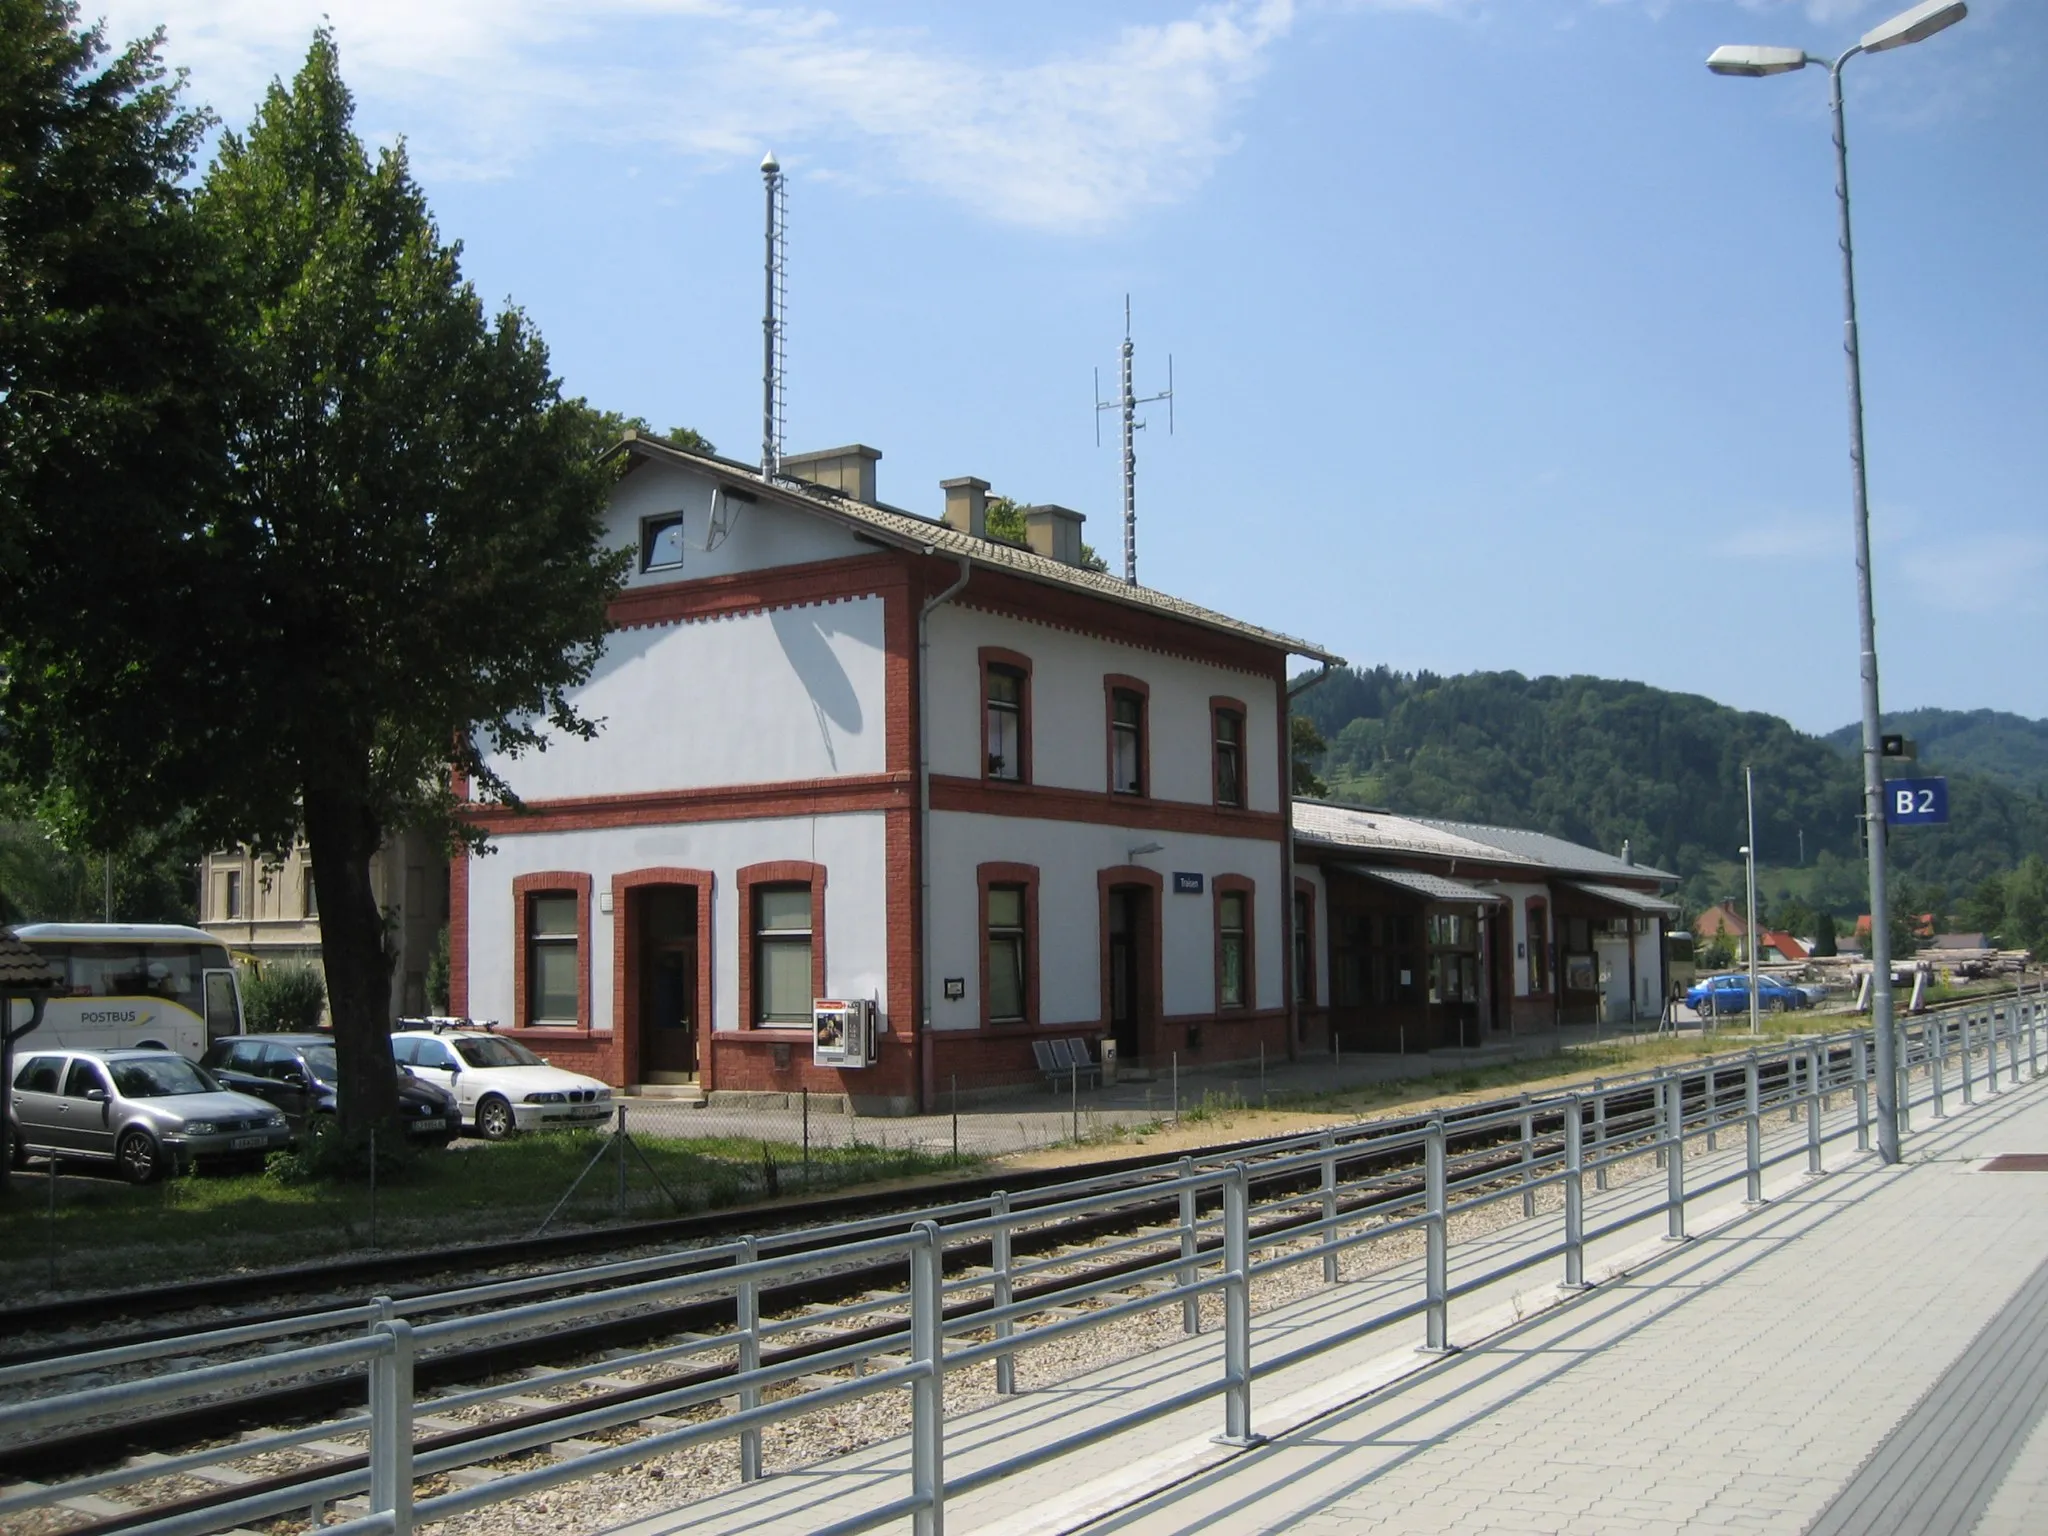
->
[201,1034,462,1146]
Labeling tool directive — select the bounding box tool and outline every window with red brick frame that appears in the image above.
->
[980,647,1033,784]
[736,862,826,1028]
[1104,674,1150,797]
[512,871,593,1031]
[1210,695,1248,808]
[1215,875,1255,1011]
[978,862,1040,1027]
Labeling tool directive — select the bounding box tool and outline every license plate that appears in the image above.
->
[408,1119,451,1135]
[231,1135,267,1150]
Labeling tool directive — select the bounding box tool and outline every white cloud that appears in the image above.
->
[98,0,1345,231]
[1897,531,2048,615]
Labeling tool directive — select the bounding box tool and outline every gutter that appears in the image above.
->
[917,555,972,1112]
[1282,662,1337,1061]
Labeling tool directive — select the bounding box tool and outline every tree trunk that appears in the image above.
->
[303,784,400,1129]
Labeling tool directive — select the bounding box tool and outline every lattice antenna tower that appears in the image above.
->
[1094,294,1173,586]
[760,151,788,478]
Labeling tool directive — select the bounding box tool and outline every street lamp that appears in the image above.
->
[1707,0,1967,1164]
[1742,767,1759,1037]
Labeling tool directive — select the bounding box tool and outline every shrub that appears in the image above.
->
[425,926,451,1014]
[242,961,328,1033]
[265,1116,417,1185]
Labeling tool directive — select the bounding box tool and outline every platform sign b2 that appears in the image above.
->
[1884,777,1949,827]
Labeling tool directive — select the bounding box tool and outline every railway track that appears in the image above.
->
[11,1022,1946,1536]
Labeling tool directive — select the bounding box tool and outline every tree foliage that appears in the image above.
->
[241,961,327,1033]
[1296,667,2048,920]
[1,27,628,1124]
[984,496,1110,573]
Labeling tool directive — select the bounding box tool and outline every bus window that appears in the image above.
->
[68,945,147,997]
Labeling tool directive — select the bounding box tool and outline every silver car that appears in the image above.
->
[8,1048,290,1183]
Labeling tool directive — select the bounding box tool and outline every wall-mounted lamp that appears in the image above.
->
[1128,842,1165,860]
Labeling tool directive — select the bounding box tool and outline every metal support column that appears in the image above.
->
[991,1192,1015,1396]
[738,1237,762,1480]
[1218,1163,1259,1445]
[1178,1156,1200,1336]
[1424,1119,1448,1351]
[1664,1075,1686,1241]
[369,1320,415,1536]
[1320,1132,1340,1285]
[1806,1044,1824,1176]
[1519,1095,1535,1219]
[1563,1094,1587,1290]
[1853,1032,1870,1152]
[1931,1012,1946,1118]
[910,1221,945,1536]
[1745,1054,1764,1205]
[1962,1010,1975,1105]
[1592,1082,1609,1192]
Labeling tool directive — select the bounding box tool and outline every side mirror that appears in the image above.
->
[83,1088,107,1103]
[281,1071,307,1087]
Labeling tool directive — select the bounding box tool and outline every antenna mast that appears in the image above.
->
[1094,295,1172,585]
[761,151,787,478]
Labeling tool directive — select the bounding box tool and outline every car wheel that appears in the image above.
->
[7,1127,25,1171]
[1769,996,1787,1014]
[475,1095,515,1142]
[118,1129,163,1185]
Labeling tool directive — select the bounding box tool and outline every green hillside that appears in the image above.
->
[1297,669,2048,932]
[1823,708,2048,799]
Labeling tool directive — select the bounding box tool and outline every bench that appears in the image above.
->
[1032,1037,1101,1092]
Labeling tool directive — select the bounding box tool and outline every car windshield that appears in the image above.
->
[110,1057,217,1098]
[301,1046,339,1081]
[452,1037,545,1069]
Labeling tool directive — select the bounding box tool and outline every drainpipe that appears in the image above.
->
[918,555,972,1112]
[1284,663,1335,1060]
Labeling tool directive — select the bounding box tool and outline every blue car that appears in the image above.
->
[1687,974,1808,1017]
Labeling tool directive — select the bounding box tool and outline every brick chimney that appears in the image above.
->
[940,476,989,539]
[1023,505,1087,567]
[781,444,882,505]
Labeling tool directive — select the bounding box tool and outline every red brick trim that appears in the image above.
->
[466,774,912,835]
[736,861,827,1028]
[941,561,1293,680]
[611,867,715,1088]
[610,552,903,631]
[929,775,1283,839]
[1098,865,1165,1059]
[1209,695,1249,809]
[1293,876,1318,1008]
[977,862,1040,1029]
[512,871,593,1031]
[978,646,1034,785]
[450,848,471,1016]
[1214,874,1256,1011]
[1103,674,1152,799]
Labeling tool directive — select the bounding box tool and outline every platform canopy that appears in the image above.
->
[1332,864,1506,905]
[1565,881,1680,916]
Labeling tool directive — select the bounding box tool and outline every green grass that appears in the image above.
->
[0,1131,976,1305]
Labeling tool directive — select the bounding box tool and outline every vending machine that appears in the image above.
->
[811,998,877,1068]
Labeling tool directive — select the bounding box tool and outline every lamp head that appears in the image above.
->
[1862,0,1966,53]
[1706,44,1811,77]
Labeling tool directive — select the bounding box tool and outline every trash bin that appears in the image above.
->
[1099,1038,1118,1086]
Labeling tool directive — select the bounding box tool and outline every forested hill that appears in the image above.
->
[1823,708,2048,799]
[1295,668,2048,901]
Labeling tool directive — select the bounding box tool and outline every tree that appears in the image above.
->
[984,495,1111,573]
[4,33,626,1129]
[1291,714,1328,798]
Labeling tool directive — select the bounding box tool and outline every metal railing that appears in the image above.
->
[3,994,2041,1536]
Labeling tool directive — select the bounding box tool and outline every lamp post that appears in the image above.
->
[1743,765,1759,1037]
[1707,0,1967,1164]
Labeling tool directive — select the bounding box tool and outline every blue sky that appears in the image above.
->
[113,0,2045,734]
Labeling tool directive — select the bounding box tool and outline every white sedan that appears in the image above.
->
[389,1030,612,1140]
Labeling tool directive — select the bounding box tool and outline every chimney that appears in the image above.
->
[1621,839,1633,866]
[1023,504,1087,567]
[780,444,882,505]
[940,476,989,539]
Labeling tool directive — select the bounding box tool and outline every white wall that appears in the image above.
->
[925,810,1284,1030]
[1496,882,1550,996]
[612,458,871,586]
[926,607,1279,810]
[482,596,888,801]
[465,812,890,1035]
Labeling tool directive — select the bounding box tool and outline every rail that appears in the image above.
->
[2,993,2041,1536]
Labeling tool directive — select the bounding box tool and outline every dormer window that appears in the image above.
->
[641,515,684,572]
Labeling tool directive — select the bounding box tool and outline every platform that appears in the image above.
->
[599,1066,2048,1536]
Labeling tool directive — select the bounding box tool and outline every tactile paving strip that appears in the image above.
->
[1804,1250,2048,1535]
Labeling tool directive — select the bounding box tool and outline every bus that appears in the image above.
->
[1665,930,1698,999]
[6,924,245,1060]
